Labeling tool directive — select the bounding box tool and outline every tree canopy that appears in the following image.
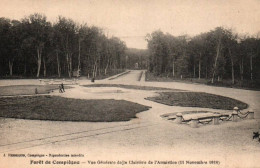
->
[0,14,127,78]
[146,27,260,83]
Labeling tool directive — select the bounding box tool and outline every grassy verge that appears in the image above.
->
[108,70,130,80]
[138,71,143,81]
[0,85,71,96]
[145,71,260,90]
[93,69,126,80]
[146,92,248,110]
[206,80,260,90]
[0,96,150,122]
[84,84,181,91]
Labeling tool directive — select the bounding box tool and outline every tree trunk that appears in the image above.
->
[199,53,201,79]
[205,65,207,79]
[98,53,101,76]
[228,48,234,84]
[24,56,27,75]
[78,39,81,72]
[66,53,69,77]
[104,59,110,75]
[172,60,175,78]
[239,58,244,81]
[69,54,72,78]
[98,61,101,76]
[63,62,66,76]
[193,61,196,78]
[198,60,201,79]
[56,52,61,78]
[92,64,95,78]
[65,35,72,78]
[24,63,26,75]
[104,67,107,75]
[94,62,98,77]
[211,38,221,83]
[36,47,42,78]
[66,53,72,78]
[231,58,234,84]
[250,55,253,80]
[9,60,13,76]
[92,60,97,78]
[43,57,46,77]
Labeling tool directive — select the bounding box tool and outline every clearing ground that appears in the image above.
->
[0,70,260,168]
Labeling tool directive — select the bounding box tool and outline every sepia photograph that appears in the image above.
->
[0,0,259,167]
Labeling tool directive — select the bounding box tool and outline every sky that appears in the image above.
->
[0,0,259,49]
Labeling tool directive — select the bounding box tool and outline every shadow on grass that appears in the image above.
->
[0,96,150,122]
[146,92,248,110]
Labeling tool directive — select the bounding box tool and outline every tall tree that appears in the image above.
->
[0,18,12,76]
[24,14,51,77]
[55,16,77,78]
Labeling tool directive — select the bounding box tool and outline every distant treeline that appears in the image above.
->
[125,48,148,69]
[146,27,260,83]
[0,13,128,78]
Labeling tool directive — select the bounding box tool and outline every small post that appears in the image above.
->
[232,107,239,122]
[35,88,38,94]
[39,79,42,85]
[247,110,254,119]
[212,114,220,125]
[175,113,183,124]
[233,107,239,112]
[190,117,199,128]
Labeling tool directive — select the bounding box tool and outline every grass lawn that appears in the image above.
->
[146,92,248,110]
[108,70,130,80]
[145,71,260,91]
[0,85,70,96]
[84,84,181,91]
[0,96,150,122]
[94,69,126,80]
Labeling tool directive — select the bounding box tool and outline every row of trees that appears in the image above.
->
[125,48,148,69]
[146,27,260,83]
[0,14,127,78]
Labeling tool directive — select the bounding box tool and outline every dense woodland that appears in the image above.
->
[125,48,148,69]
[146,28,260,85]
[0,14,128,78]
[1,14,259,87]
